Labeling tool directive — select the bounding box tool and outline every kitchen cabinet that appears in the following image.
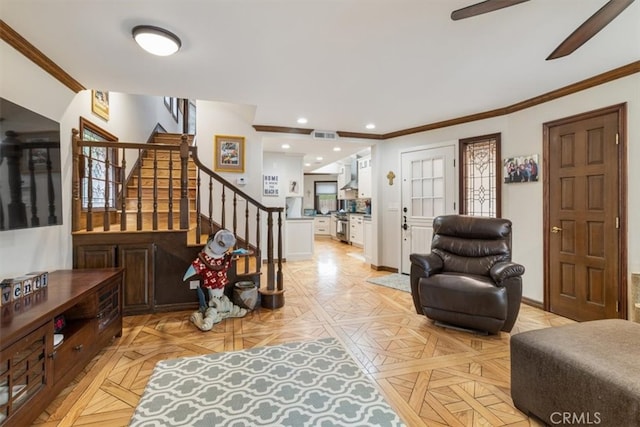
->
[364,218,373,263]
[358,156,372,199]
[349,214,364,247]
[330,215,337,239]
[314,216,330,235]
[0,269,123,427]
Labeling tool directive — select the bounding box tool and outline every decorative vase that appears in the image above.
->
[233,281,258,310]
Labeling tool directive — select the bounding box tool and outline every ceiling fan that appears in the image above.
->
[450,0,636,60]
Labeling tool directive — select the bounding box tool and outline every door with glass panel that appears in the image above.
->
[400,145,457,274]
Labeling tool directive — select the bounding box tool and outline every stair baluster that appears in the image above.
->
[136,148,143,230]
[168,151,173,230]
[152,148,158,230]
[103,147,110,231]
[120,149,126,231]
[87,152,93,231]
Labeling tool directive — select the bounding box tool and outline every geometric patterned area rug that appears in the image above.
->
[366,274,410,293]
[129,337,405,427]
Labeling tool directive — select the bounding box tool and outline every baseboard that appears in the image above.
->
[521,296,543,310]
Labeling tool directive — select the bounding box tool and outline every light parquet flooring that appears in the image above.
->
[34,237,575,427]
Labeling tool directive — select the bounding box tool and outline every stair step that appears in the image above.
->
[133,167,196,179]
[126,187,196,198]
[130,176,196,187]
[153,133,193,144]
[124,198,196,210]
[139,158,197,169]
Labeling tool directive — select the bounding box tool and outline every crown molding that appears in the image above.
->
[253,125,313,135]
[1,20,85,93]
[2,19,637,135]
[255,60,640,140]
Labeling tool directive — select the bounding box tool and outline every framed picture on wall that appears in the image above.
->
[214,135,245,173]
[91,90,109,121]
[503,154,539,183]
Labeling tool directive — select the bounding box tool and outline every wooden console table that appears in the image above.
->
[0,268,123,427]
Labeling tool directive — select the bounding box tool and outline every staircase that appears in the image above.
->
[71,130,284,315]
[121,133,197,232]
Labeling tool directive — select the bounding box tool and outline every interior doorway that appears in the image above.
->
[543,103,627,321]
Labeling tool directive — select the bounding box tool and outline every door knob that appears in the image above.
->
[551,226,563,233]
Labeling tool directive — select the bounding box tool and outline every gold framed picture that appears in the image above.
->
[91,90,109,121]
[214,135,245,173]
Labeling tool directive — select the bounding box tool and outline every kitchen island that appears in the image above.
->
[284,217,314,261]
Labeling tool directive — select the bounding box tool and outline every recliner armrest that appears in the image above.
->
[410,253,443,277]
[490,261,525,285]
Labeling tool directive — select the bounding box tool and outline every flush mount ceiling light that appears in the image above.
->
[132,25,181,56]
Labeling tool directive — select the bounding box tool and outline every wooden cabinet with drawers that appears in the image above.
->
[0,269,123,427]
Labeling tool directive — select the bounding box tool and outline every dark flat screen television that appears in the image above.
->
[0,97,63,231]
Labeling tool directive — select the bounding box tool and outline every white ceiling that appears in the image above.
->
[2,0,639,172]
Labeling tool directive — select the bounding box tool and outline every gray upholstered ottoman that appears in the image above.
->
[510,319,640,427]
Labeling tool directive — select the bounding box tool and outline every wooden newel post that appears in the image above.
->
[277,209,283,291]
[71,128,81,232]
[179,134,189,229]
[260,209,285,309]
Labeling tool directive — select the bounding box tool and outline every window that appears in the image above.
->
[187,100,196,134]
[459,134,501,217]
[314,181,337,214]
[79,118,118,210]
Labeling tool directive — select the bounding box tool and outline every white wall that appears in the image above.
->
[1,42,76,278]
[0,41,182,278]
[377,74,640,305]
[262,152,303,208]
[195,100,261,198]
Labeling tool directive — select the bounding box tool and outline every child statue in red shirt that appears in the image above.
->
[183,229,247,331]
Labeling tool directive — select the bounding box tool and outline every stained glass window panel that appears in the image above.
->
[461,136,500,217]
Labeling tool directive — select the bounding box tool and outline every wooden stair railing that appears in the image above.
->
[181,135,284,308]
[71,130,285,308]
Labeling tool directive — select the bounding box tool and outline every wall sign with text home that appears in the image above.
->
[263,175,279,196]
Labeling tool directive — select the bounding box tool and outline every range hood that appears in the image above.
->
[341,178,358,191]
[340,157,358,191]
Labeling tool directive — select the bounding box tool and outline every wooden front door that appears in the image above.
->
[544,104,626,321]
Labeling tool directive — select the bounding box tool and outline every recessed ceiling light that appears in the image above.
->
[297,117,308,124]
[305,163,311,167]
[316,156,323,161]
[333,147,341,152]
[281,144,290,149]
[132,25,181,56]
[366,123,376,130]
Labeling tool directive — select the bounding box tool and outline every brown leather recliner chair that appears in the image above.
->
[410,215,525,334]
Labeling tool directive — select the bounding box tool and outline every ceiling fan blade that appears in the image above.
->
[547,0,635,60]
[451,0,530,21]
